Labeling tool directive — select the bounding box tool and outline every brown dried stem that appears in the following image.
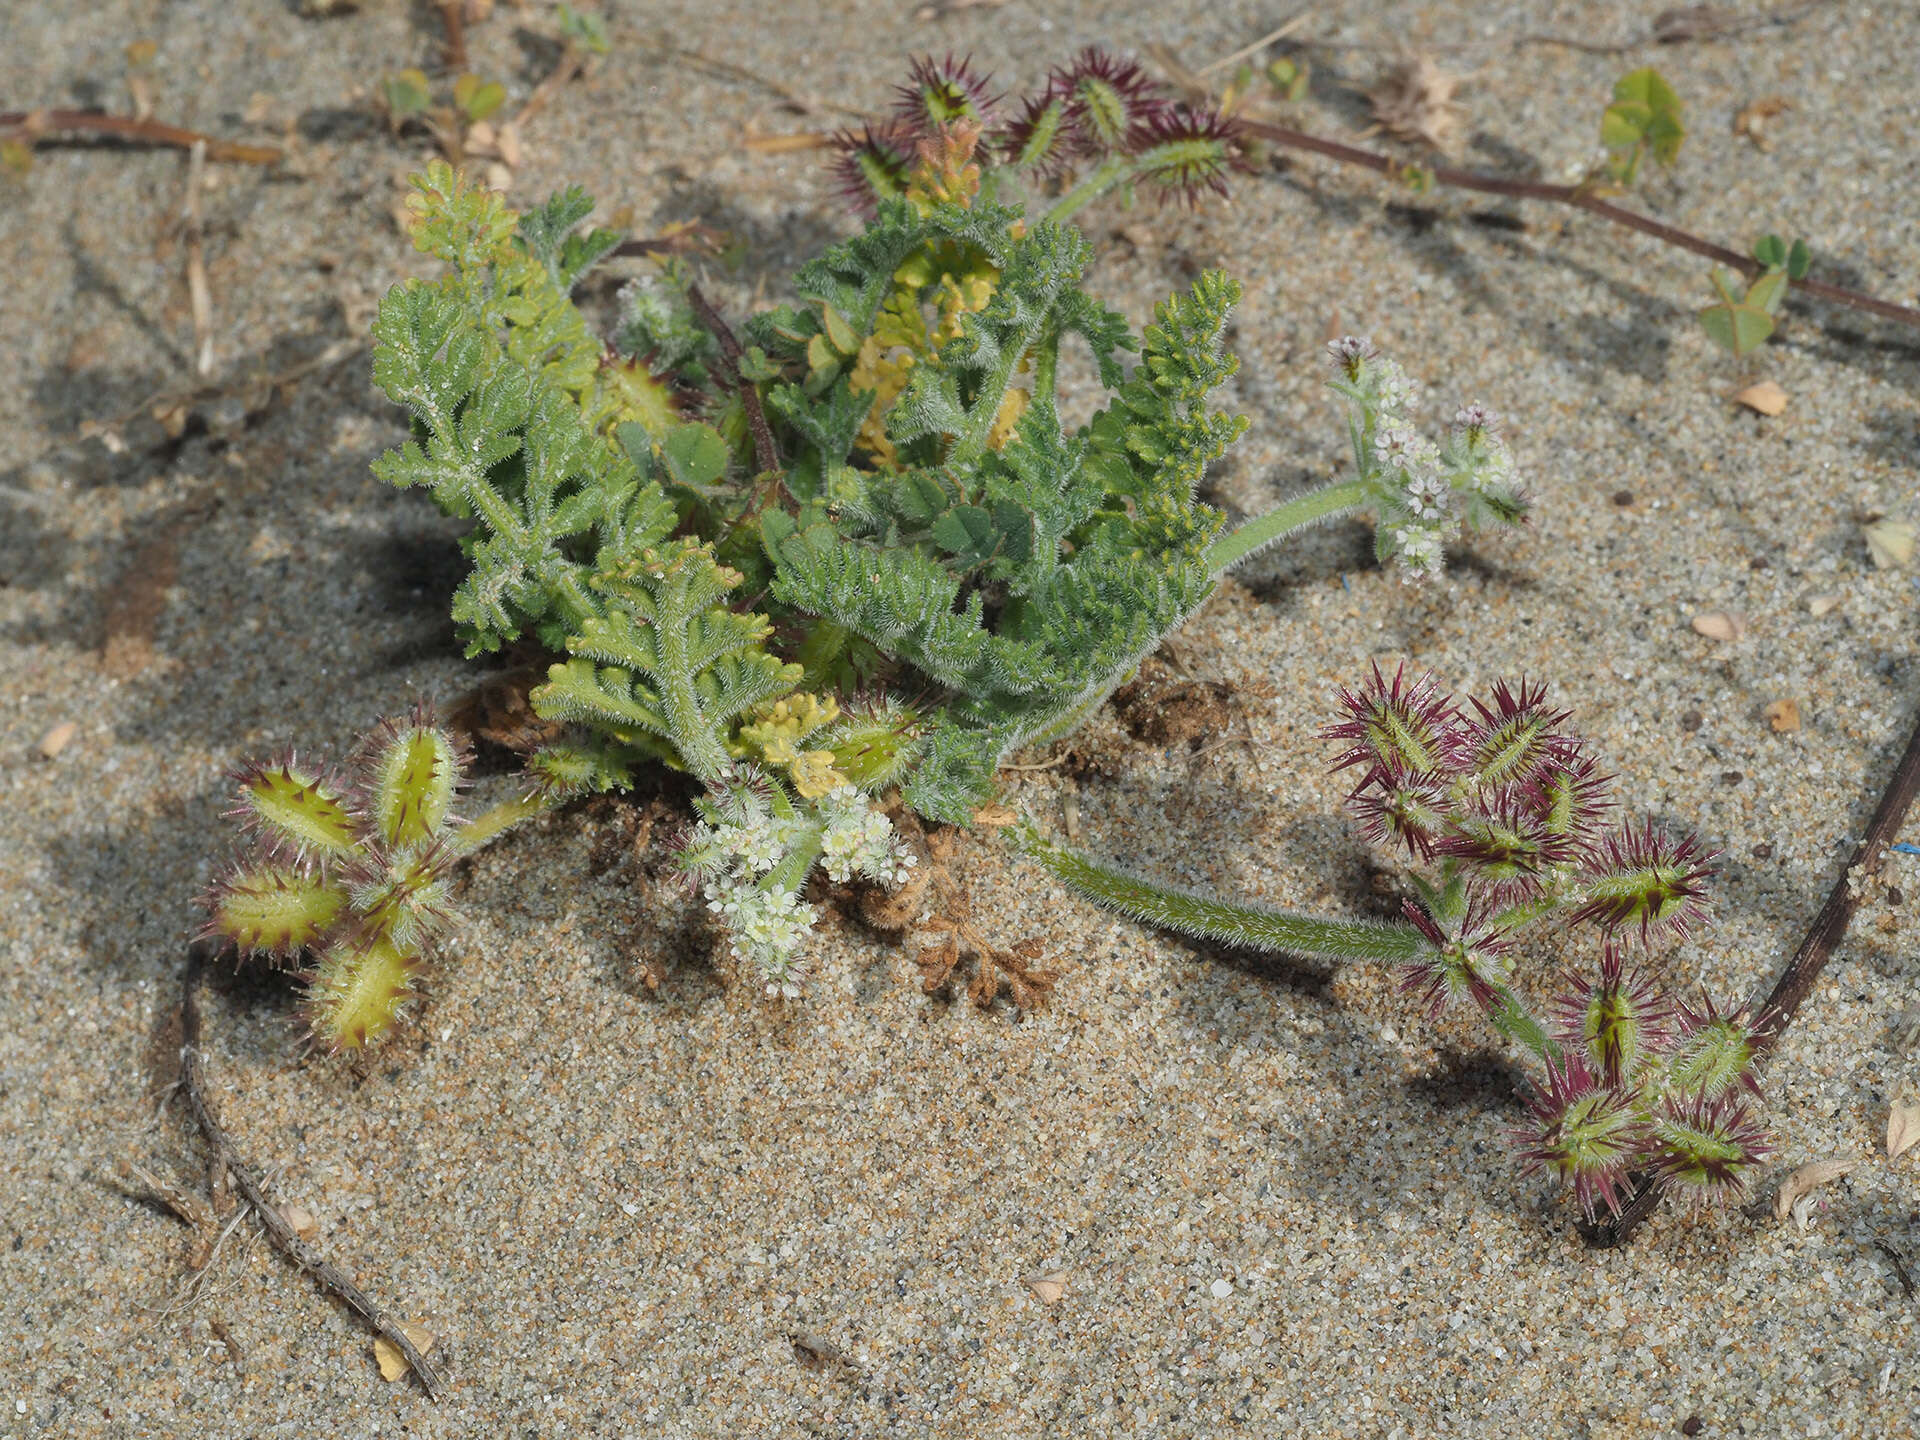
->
[0,109,281,165]
[437,1,469,70]
[511,41,587,132]
[686,282,781,478]
[1236,118,1920,333]
[1582,703,1920,1248]
[179,943,446,1400]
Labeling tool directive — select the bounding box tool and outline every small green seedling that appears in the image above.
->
[1699,233,1811,356]
[452,73,508,125]
[1265,56,1310,104]
[1600,67,1685,185]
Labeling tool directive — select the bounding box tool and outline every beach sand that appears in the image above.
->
[2,2,1917,1433]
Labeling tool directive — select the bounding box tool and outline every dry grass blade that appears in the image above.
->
[183,140,215,378]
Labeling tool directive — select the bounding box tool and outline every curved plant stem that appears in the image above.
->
[1750,707,1920,1048]
[455,790,552,854]
[1015,824,1427,963]
[1041,156,1137,226]
[1236,119,1920,333]
[1208,478,1370,574]
[180,944,446,1399]
[1582,702,1920,1248]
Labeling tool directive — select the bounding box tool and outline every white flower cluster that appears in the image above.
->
[817,784,917,887]
[1325,338,1524,583]
[708,879,815,998]
[678,773,914,1000]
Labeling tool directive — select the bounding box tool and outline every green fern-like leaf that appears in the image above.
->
[532,540,803,783]
[371,166,677,655]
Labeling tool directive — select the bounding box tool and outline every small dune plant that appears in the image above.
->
[1019,667,1772,1219]
[200,48,1532,1048]
[200,707,545,1049]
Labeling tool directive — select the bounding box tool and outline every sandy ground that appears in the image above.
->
[3,1,1918,1435]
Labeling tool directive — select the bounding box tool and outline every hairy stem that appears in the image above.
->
[1236,119,1920,333]
[1482,982,1561,1066]
[1041,155,1137,226]
[1207,477,1371,574]
[1015,825,1427,963]
[179,944,445,1399]
[454,790,551,854]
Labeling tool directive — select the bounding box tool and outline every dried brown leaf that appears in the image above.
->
[1027,1270,1068,1304]
[280,1202,318,1241]
[1365,55,1464,154]
[1732,95,1790,150]
[1690,611,1744,643]
[37,721,77,759]
[1864,519,1916,571]
[373,1323,436,1382]
[1733,381,1788,416]
[1764,698,1801,733]
[1888,1092,1920,1160]
[1773,1157,1855,1224]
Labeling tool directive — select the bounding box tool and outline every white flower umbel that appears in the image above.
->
[817,785,917,886]
[677,771,917,998]
[1321,338,1528,583]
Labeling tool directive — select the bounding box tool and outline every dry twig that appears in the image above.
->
[179,943,446,1400]
[437,0,469,70]
[0,109,281,165]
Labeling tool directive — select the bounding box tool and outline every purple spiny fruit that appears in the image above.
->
[1668,993,1765,1100]
[999,88,1074,174]
[1531,744,1614,842]
[1456,677,1574,790]
[893,53,1001,133]
[1511,1053,1645,1220]
[1398,898,1513,1019]
[1051,47,1172,155]
[1647,1093,1772,1207]
[1574,818,1716,943]
[828,122,919,214]
[1435,784,1577,908]
[1323,662,1460,780]
[1123,103,1246,206]
[1349,761,1450,858]
[1550,944,1673,1088]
